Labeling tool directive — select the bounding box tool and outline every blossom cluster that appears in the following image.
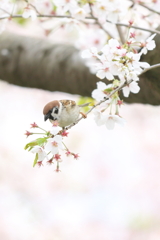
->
[1,0,159,169]
[81,33,156,129]
[0,0,160,41]
[25,122,79,171]
[83,33,156,92]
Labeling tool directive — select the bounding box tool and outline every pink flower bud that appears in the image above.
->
[24,131,33,137]
[65,151,71,156]
[30,122,38,128]
[54,154,61,161]
[73,153,79,160]
[61,131,69,137]
[37,161,43,167]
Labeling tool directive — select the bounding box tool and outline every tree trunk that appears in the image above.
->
[0,32,160,105]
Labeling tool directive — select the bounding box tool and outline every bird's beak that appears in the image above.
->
[44,113,50,121]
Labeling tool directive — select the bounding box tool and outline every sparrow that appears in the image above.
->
[43,100,90,128]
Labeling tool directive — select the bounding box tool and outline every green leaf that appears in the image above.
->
[104,87,113,93]
[24,141,38,150]
[13,17,28,26]
[53,4,57,12]
[113,79,120,87]
[36,137,48,145]
[13,9,28,25]
[33,153,38,167]
[24,137,48,151]
[77,97,95,112]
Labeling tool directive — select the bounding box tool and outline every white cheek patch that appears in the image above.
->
[51,102,62,120]
[58,101,63,114]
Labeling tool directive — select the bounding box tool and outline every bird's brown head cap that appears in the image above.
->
[43,100,60,115]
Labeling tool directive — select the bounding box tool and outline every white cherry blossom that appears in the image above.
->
[126,71,139,81]
[126,52,150,75]
[95,62,114,80]
[45,135,65,155]
[92,81,112,101]
[101,39,123,60]
[140,34,156,55]
[59,18,81,31]
[103,114,126,130]
[29,0,53,14]
[53,0,78,14]
[92,1,109,21]
[93,110,126,130]
[81,47,98,59]
[22,7,37,21]
[76,29,107,50]
[31,146,48,161]
[50,125,62,135]
[93,109,105,126]
[107,0,132,22]
[72,8,86,20]
[122,81,140,97]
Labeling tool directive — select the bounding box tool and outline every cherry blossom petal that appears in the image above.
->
[139,62,150,69]
[147,41,156,50]
[122,86,130,97]
[106,117,115,130]
[92,89,105,101]
[81,49,92,58]
[31,146,48,161]
[50,126,62,135]
[45,135,64,155]
[93,109,104,126]
[147,33,156,43]
[103,115,126,130]
[106,71,114,80]
[96,70,106,79]
[97,81,108,90]
[129,81,140,94]
[114,115,126,126]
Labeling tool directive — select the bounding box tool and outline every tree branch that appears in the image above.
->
[138,2,160,16]
[66,81,130,131]
[116,24,125,44]
[88,3,114,38]
[0,14,160,35]
[0,32,160,105]
[139,63,160,75]
[67,61,160,130]
[106,21,160,35]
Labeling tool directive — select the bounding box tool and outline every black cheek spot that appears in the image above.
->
[54,108,59,114]
[49,115,57,121]
[49,115,54,121]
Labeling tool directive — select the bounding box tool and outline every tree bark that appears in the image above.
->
[0,32,160,105]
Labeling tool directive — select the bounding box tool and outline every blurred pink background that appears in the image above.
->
[0,79,160,240]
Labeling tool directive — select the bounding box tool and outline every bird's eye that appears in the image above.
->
[54,107,59,114]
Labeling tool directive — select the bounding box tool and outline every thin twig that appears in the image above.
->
[65,81,129,131]
[128,0,160,15]
[116,24,125,44]
[139,63,160,75]
[23,0,41,15]
[138,2,160,16]
[129,0,136,8]
[106,20,160,35]
[88,3,114,39]
[0,13,159,35]
[29,3,41,15]
[0,8,11,16]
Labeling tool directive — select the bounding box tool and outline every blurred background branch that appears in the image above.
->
[0,32,160,105]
